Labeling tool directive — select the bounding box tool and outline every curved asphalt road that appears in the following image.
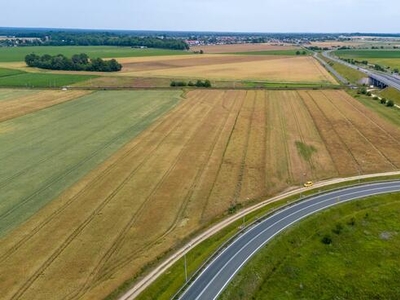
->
[179,181,400,300]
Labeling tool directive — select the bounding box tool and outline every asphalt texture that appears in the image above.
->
[179,181,400,300]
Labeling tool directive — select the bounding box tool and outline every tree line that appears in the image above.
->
[5,32,189,50]
[25,53,122,72]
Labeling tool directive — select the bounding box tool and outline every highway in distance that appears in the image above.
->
[179,181,400,300]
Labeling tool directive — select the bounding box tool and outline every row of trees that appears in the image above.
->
[25,53,122,72]
[1,32,189,50]
[170,80,212,87]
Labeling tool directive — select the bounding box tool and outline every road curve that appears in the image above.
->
[179,181,400,300]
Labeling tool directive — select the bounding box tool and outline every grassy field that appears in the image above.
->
[318,54,366,83]
[0,67,25,77]
[350,90,400,126]
[0,71,97,87]
[0,46,189,62]
[335,49,400,70]
[336,49,400,58]
[1,89,400,300]
[118,55,337,83]
[220,193,400,300]
[379,87,400,104]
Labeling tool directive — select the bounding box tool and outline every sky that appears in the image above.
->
[2,0,400,33]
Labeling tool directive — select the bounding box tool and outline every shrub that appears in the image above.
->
[386,100,395,107]
[188,81,194,86]
[380,98,387,104]
[321,234,332,245]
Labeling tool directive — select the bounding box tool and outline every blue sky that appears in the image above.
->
[2,0,400,33]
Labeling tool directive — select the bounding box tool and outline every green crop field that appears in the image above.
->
[336,49,400,58]
[230,49,310,56]
[335,49,400,70]
[220,193,400,300]
[0,46,189,62]
[0,68,25,77]
[0,90,181,237]
[0,72,97,87]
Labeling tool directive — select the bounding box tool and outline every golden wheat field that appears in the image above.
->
[118,55,337,83]
[1,89,400,300]
[0,89,91,122]
[190,43,298,53]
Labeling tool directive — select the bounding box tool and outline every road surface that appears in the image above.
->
[322,51,400,92]
[179,181,400,300]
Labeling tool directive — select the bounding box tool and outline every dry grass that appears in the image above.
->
[0,90,91,122]
[191,43,298,53]
[1,90,400,300]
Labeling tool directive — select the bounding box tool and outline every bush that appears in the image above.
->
[386,100,395,107]
[188,81,194,86]
[170,81,187,87]
[373,96,379,100]
[366,91,372,96]
[380,98,387,104]
[204,80,211,88]
[321,234,332,245]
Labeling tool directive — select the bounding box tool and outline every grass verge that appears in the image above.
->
[319,54,366,84]
[220,193,400,300]
[350,90,400,127]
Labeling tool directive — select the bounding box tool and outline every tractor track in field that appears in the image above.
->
[321,90,397,171]
[85,91,239,292]
[0,94,195,262]
[67,92,229,299]
[234,91,256,201]
[7,94,204,300]
[289,91,317,177]
[332,91,400,165]
[199,91,246,222]
[305,91,361,175]
[0,98,174,235]
[0,96,166,192]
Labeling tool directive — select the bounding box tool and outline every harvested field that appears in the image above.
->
[0,90,91,122]
[1,89,399,300]
[120,55,337,83]
[0,90,181,237]
[191,43,298,53]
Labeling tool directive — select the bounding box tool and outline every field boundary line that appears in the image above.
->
[119,171,400,300]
